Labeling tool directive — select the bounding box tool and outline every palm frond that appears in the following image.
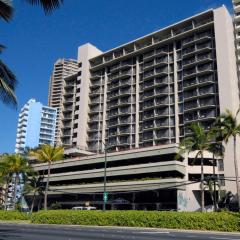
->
[24,0,63,14]
[0,0,13,22]
[0,60,17,107]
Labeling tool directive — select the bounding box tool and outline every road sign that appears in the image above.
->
[103,192,108,202]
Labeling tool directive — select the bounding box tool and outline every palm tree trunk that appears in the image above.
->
[201,153,205,212]
[213,154,217,212]
[13,173,18,210]
[30,191,36,213]
[233,136,240,211]
[44,162,51,210]
[4,179,9,210]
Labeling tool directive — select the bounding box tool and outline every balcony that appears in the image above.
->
[119,118,131,125]
[195,17,213,28]
[155,130,169,140]
[64,97,74,103]
[89,89,101,96]
[89,97,101,105]
[89,107,101,114]
[90,73,102,80]
[155,109,169,117]
[90,80,102,88]
[89,115,102,122]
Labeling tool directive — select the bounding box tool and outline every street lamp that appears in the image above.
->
[102,141,108,211]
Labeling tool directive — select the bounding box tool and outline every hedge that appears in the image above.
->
[31,210,240,232]
[0,211,30,221]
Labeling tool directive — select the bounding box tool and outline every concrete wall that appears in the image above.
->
[73,43,102,148]
[214,6,240,194]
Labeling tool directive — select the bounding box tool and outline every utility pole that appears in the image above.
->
[103,142,108,211]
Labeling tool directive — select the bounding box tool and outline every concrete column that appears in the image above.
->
[173,42,180,144]
[135,57,140,148]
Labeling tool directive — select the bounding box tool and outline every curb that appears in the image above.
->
[0,222,239,235]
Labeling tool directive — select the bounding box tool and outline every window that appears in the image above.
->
[78,62,82,68]
[219,174,225,186]
[218,159,224,171]
[76,97,80,102]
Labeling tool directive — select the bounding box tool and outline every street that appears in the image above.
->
[0,223,239,240]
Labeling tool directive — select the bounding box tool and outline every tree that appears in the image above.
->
[0,0,64,107]
[179,122,213,212]
[24,174,45,213]
[0,0,64,21]
[0,154,32,209]
[1,154,32,209]
[0,45,17,107]
[29,145,64,210]
[218,109,240,211]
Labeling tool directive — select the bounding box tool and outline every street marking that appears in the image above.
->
[138,231,170,234]
[209,237,237,240]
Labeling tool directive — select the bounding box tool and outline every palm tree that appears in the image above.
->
[29,145,64,210]
[0,0,63,107]
[24,0,64,14]
[24,174,45,213]
[0,46,17,107]
[179,122,213,212]
[0,0,63,21]
[1,154,32,209]
[218,109,240,210]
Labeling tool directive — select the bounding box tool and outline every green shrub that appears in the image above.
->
[31,210,240,232]
[0,210,30,221]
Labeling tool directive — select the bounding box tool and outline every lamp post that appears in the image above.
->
[102,141,108,211]
[212,154,217,212]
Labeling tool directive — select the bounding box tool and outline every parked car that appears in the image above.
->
[72,206,96,210]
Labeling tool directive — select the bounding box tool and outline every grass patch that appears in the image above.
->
[0,211,30,221]
[31,210,240,232]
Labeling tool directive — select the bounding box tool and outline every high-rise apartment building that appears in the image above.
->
[48,59,78,145]
[36,6,239,211]
[15,99,57,154]
[87,7,238,153]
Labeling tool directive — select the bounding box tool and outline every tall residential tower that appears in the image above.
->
[15,99,57,154]
[48,59,78,145]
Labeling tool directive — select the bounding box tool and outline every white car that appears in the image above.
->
[72,206,96,210]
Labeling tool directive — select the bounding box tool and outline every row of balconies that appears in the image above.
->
[109,88,132,99]
[182,30,212,46]
[108,70,133,81]
[107,97,131,108]
[143,56,168,70]
[110,61,132,73]
[183,85,215,100]
[183,97,216,111]
[108,117,132,127]
[181,53,213,69]
[109,78,132,90]
[182,41,213,58]
[142,129,175,141]
[90,15,213,68]
[182,74,215,89]
[184,109,216,123]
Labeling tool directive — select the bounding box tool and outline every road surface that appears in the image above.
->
[0,223,239,240]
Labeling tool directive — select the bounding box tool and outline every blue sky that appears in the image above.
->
[0,0,232,153]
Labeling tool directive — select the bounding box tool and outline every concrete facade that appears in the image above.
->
[48,59,78,145]
[38,6,240,210]
[15,99,57,154]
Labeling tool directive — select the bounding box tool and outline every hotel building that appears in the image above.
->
[33,6,239,211]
